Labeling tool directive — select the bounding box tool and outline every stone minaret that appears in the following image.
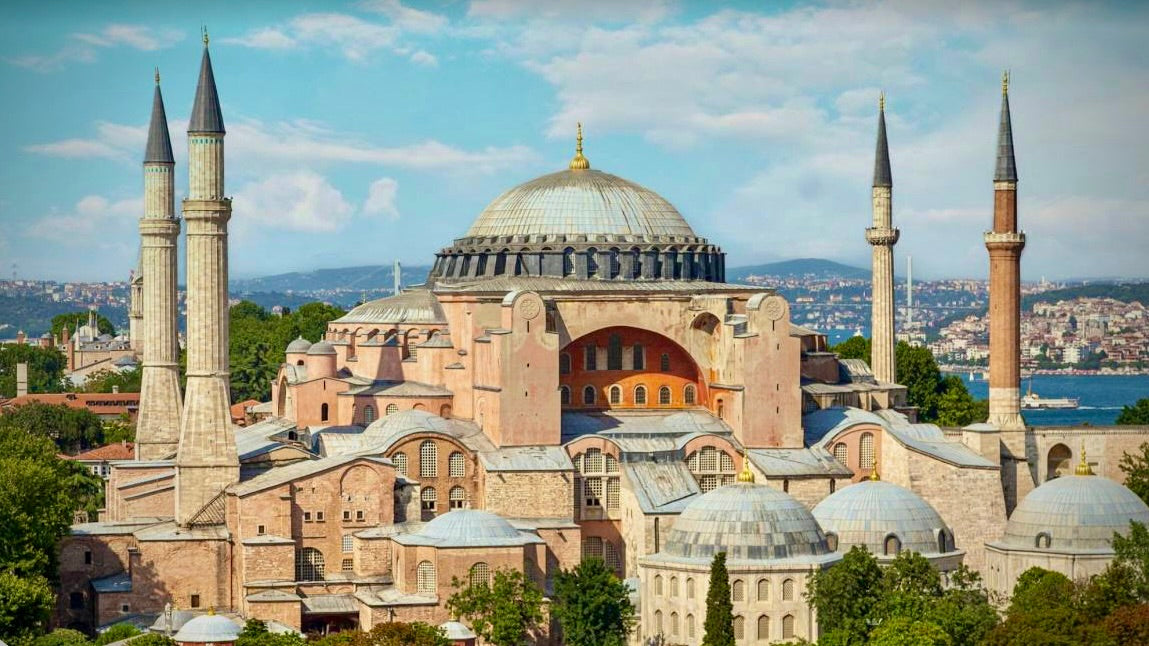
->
[136,70,184,461]
[865,93,899,384]
[176,34,238,525]
[984,72,1026,430]
[128,267,142,351]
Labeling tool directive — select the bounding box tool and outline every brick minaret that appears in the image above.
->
[136,70,184,460]
[865,93,899,384]
[176,34,238,525]
[985,72,1026,430]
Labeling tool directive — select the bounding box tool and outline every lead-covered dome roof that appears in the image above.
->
[1003,474,1149,551]
[393,509,545,547]
[662,482,831,562]
[812,480,954,556]
[173,613,241,642]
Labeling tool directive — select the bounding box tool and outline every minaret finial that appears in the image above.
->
[879,91,885,112]
[569,122,590,170]
[736,448,755,483]
[202,26,209,47]
[1002,69,1009,95]
[1075,442,1094,476]
[155,67,160,85]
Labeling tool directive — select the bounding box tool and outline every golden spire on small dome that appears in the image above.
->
[737,449,755,483]
[1076,443,1094,476]
[870,453,880,481]
[569,122,590,170]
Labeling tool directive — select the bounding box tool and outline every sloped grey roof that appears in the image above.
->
[873,105,892,187]
[356,410,494,455]
[246,590,301,602]
[624,461,699,513]
[301,594,359,614]
[188,46,224,134]
[133,521,228,541]
[393,509,544,547]
[999,474,1149,551]
[144,81,174,164]
[230,455,390,496]
[342,380,451,398]
[334,288,447,325]
[561,410,733,444]
[286,337,312,353]
[748,447,852,478]
[235,417,306,461]
[813,480,957,556]
[307,341,337,356]
[92,572,132,593]
[804,407,994,469]
[840,358,876,384]
[440,621,477,640]
[479,446,572,472]
[995,89,1017,182]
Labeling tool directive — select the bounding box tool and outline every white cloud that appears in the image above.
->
[233,171,355,233]
[468,0,673,23]
[360,0,448,34]
[222,28,297,50]
[409,50,438,66]
[26,195,141,239]
[7,24,182,72]
[363,178,400,219]
[227,12,424,63]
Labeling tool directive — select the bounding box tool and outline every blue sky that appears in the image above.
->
[1,0,1147,283]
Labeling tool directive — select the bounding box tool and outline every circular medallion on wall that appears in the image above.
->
[762,295,787,321]
[518,297,541,320]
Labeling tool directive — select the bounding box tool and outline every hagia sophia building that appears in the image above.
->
[56,37,1149,642]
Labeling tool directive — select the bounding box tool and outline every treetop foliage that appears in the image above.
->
[1117,398,1149,425]
[0,344,68,397]
[551,557,635,646]
[702,551,735,646]
[228,300,346,403]
[51,312,115,338]
[447,567,543,646]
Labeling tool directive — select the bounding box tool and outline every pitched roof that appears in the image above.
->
[188,46,225,134]
[0,392,139,417]
[65,441,135,461]
[144,79,174,164]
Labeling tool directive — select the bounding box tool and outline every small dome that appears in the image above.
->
[173,613,241,642]
[440,620,477,640]
[307,340,337,356]
[1003,474,1149,551]
[419,509,524,543]
[286,337,312,353]
[813,480,953,556]
[663,482,830,561]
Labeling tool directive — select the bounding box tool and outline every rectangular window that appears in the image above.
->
[190,594,201,608]
[84,550,92,565]
[316,511,325,522]
[607,334,622,370]
[606,478,620,510]
[303,511,312,522]
[257,525,266,535]
[585,344,597,370]
[342,535,353,553]
[120,604,130,613]
[633,345,645,370]
[584,477,603,507]
[342,558,354,572]
[343,510,351,522]
[356,510,365,521]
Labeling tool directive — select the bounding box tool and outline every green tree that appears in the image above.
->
[551,558,635,646]
[81,366,141,394]
[0,344,68,397]
[310,622,449,646]
[983,567,1110,646]
[922,565,998,646]
[804,546,882,643]
[0,401,106,454]
[1117,398,1149,425]
[447,568,543,646]
[1102,604,1149,645]
[93,623,140,645]
[29,628,91,646]
[1119,444,1149,507]
[867,615,952,646]
[702,552,734,646]
[895,342,945,420]
[933,375,989,427]
[1109,520,1149,600]
[878,551,943,620]
[125,636,177,646]
[290,302,347,344]
[51,312,115,338]
[102,413,135,445]
[831,336,872,364]
[236,618,306,646]
[0,570,55,643]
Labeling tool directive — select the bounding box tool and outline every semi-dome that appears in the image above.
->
[286,337,312,353]
[173,612,241,642]
[1003,472,1149,551]
[663,482,830,562]
[812,479,955,556]
[307,340,337,355]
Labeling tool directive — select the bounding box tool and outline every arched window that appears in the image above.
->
[654,574,663,596]
[757,615,770,641]
[826,532,839,552]
[449,452,466,477]
[684,384,696,405]
[385,403,398,416]
[633,344,645,370]
[583,536,604,561]
[782,615,795,639]
[583,385,597,405]
[686,614,695,639]
[296,547,325,581]
[320,403,329,422]
[833,442,848,466]
[1047,443,1072,480]
[609,385,622,405]
[884,534,902,556]
[938,530,948,553]
[416,560,436,595]
[686,577,695,599]
[655,610,663,634]
[449,486,466,509]
[717,398,725,419]
[669,576,679,598]
[586,248,599,277]
[470,562,490,587]
[782,578,795,601]
[732,579,745,602]
[1036,532,1051,549]
[671,612,679,637]
[421,487,437,519]
[631,247,643,278]
[757,579,769,601]
[560,385,571,405]
[733,616,745,640]
[559,353,571,375]
[634,385,647,405]
[860,432,875,472]
[659,386,671,405]
[660,353,670,371]
[420,440,438,478]
[563,248,575,277]
[363,405,376,424]
[392,452,407,476]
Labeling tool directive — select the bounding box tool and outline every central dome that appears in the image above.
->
[464,169,697,239]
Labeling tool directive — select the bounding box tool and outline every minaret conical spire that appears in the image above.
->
[144,70,174,164]
[188,31,225,134]
[995,71,1017,182]
[873,92,892,188]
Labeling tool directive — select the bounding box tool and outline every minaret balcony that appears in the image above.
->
[983,231,1026,250]
[865,227,900,246]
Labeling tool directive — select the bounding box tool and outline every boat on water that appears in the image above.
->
[1021,379,1079,409]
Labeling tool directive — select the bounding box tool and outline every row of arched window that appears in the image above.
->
[561,347,673,373]
[346,402,452,425]
[560,384,696,407]
[831,432,876,471]
[391,443,467,479]
[652,575,796,602]
[651,611,798,641]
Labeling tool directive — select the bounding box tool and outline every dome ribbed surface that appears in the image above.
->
[812,480,951,555]
[1004,475,1149,550]
[420,509,523,541]
[663,482,829,561]
[465,169,696,238]
[173,614,240,642]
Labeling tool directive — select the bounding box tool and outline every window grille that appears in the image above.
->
[449,486,466,509]
[420,441,438,478]
[605,453,619,473]
[732,579,745,602]
[296,548,325,581]
[606,478,620,510]
[449,452,466,477]
[583,537,604,561]
[686,577,695,599]
[584,477,603,507]
[585,345,597,370]
[660,353,670,371]
[385,403,398,416]
[363,405,376,424]
[342,535,353,553]
[609,385,621,404]
[416,560,436,595]
[659,386,671,405]
[671,612,679,637]
[585,448,604,473]
[700,447,718,471]
[720,451,735,472]
[421,487,437,517]
[634,385,647,405]
[687,614,695,639]
[860,433,875,471]
[757,579,769,601]
[470,562,490,587]
[392,452,407,476]
[700,474,718,493]
[605,541,621,572]
[758,616,770,641]
[684,384,696,404]
[342,559,353,572]
[833,443,848,465]
[782,579,795,601]
[782,615,795,639]
[734,616,745,640]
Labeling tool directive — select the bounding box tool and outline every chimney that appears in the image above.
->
[112,385,120,394]
[16,363,28,397]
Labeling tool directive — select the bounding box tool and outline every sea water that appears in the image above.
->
[960,374,1149,426]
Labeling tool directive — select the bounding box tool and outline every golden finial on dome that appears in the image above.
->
[879,91,885,112]
[870,452,880,481]
[569,122,590,170]
[737,449,755,483]
[1002,69,1009,95]
[1076,443,1094,476]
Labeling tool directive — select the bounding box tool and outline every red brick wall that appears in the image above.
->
[560,326,704,410]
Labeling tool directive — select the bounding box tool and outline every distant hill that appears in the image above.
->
[231,265,432,293]
[727,258,869,282]
[1022,282,1149,309]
